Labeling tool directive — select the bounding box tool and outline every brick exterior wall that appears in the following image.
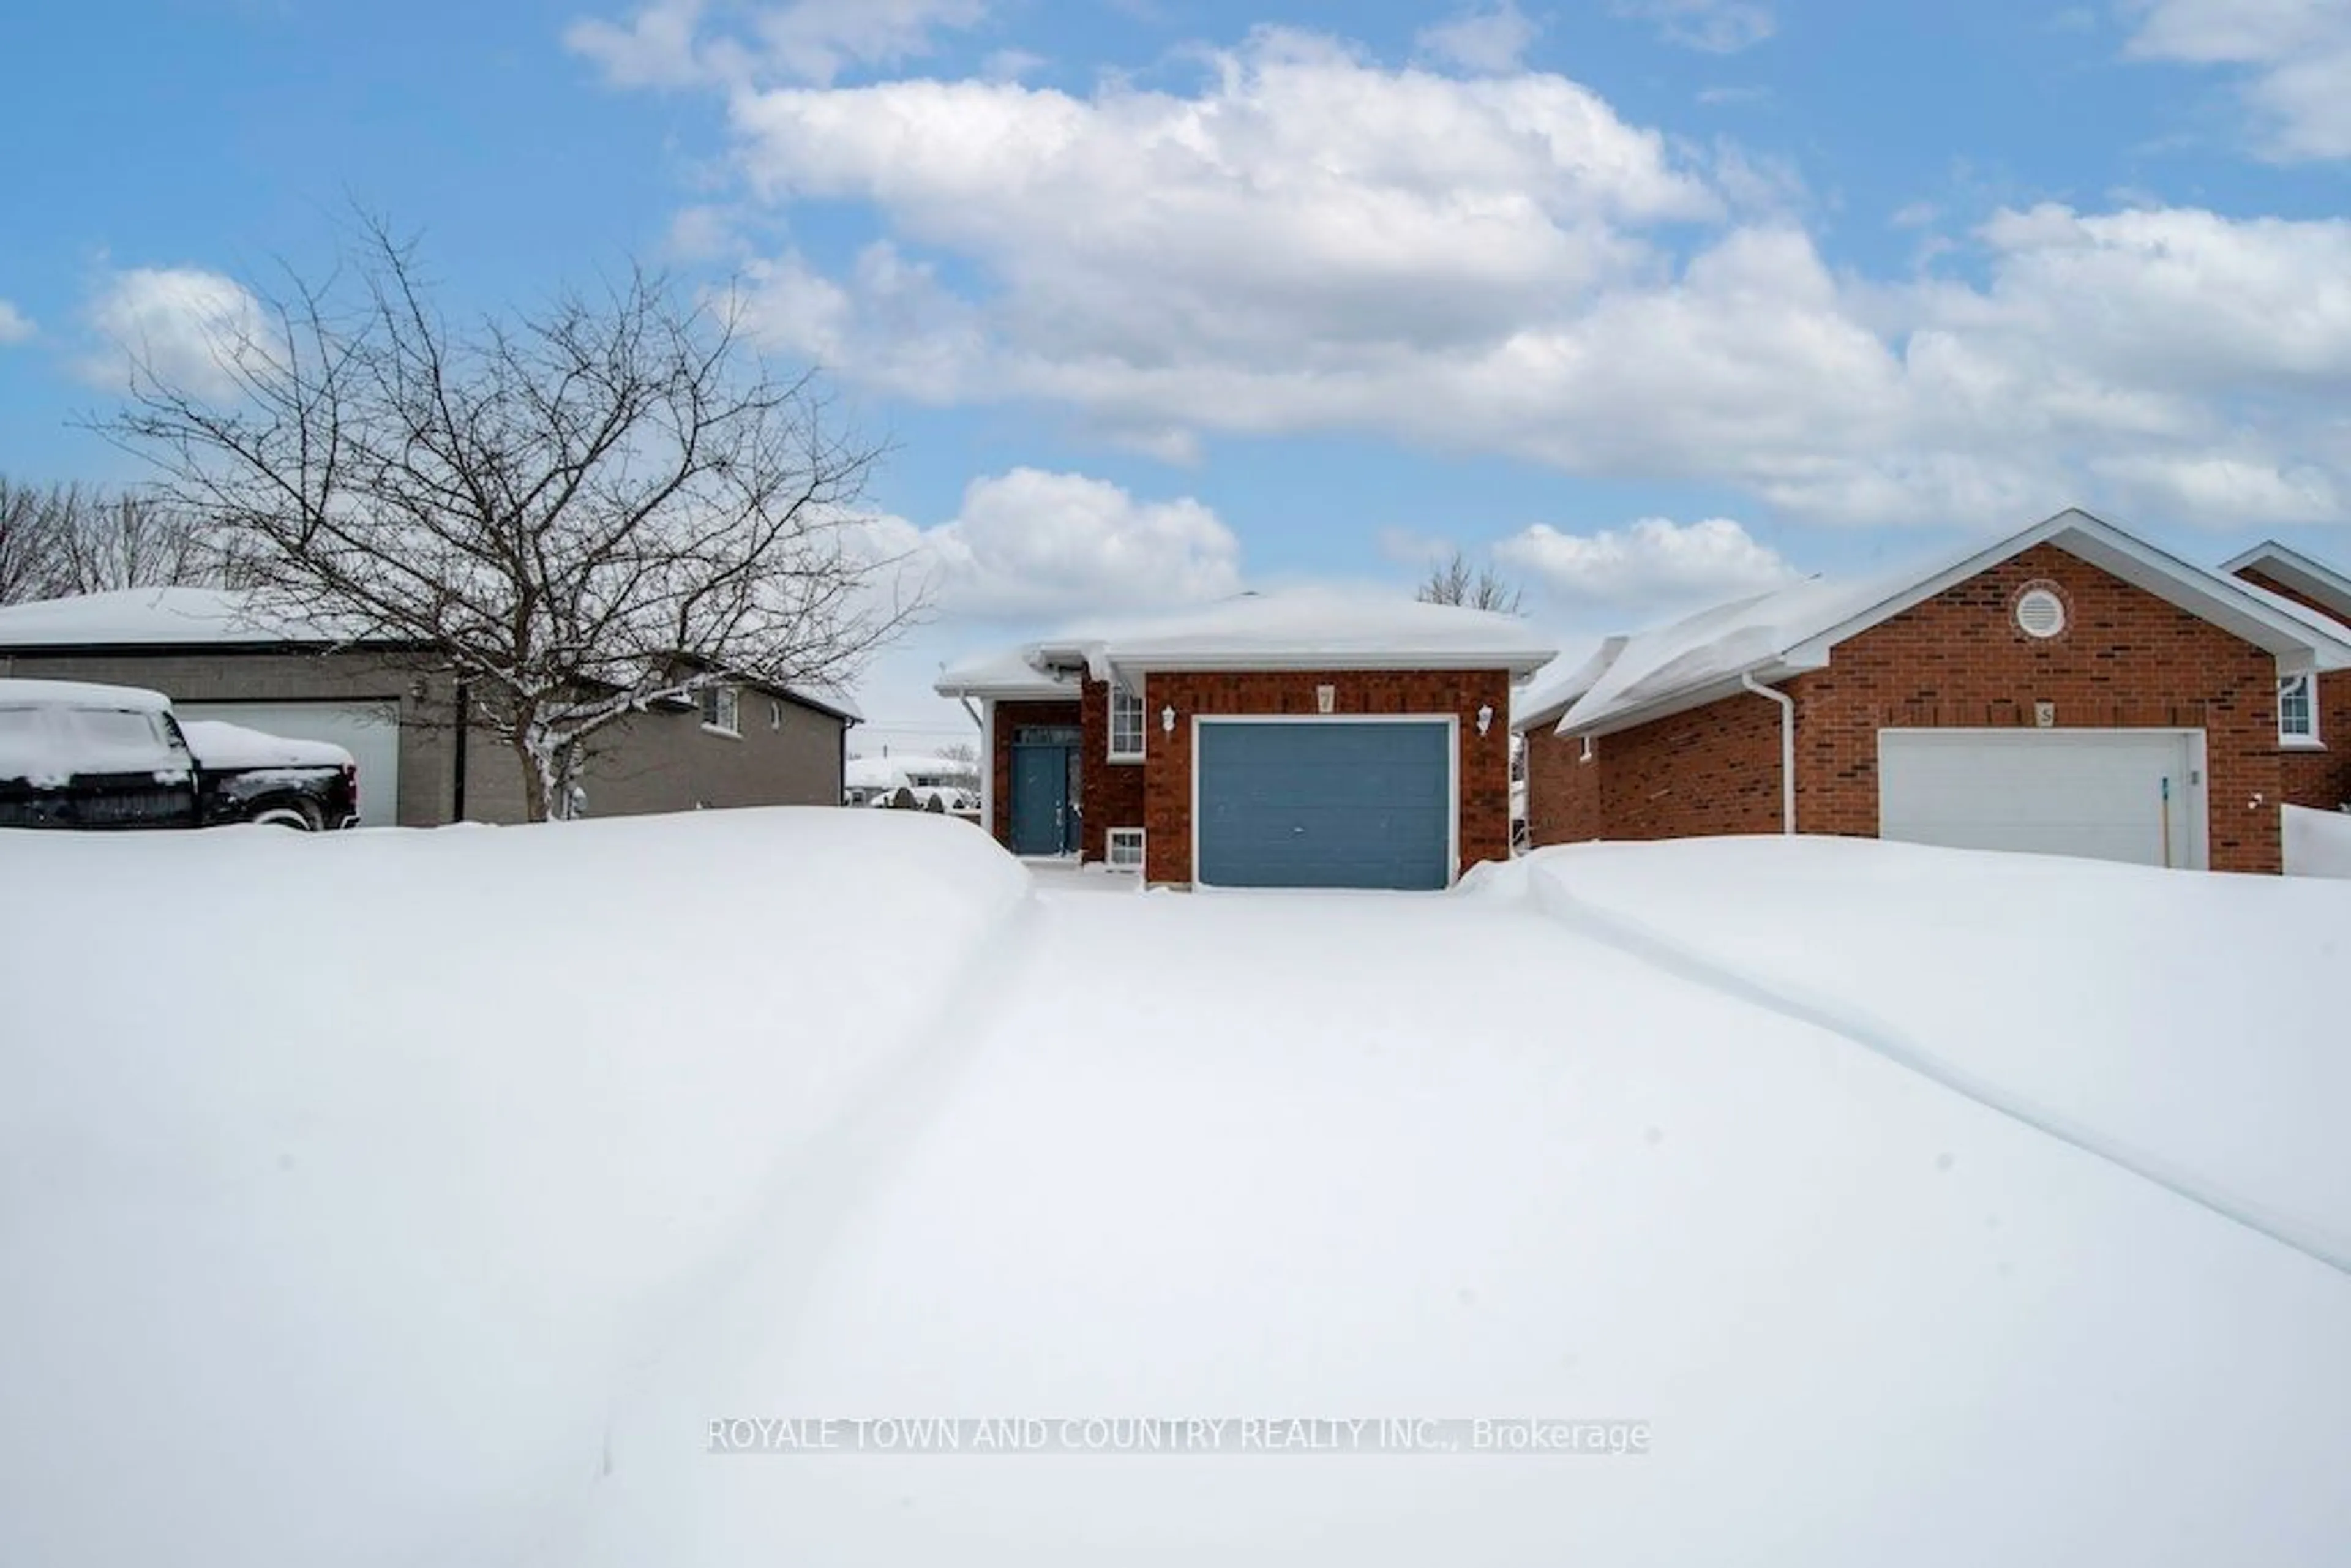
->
[1139,668,1514,885]
[1078,677,1147,863]
[2233,567,2351,812]
[1522,723,1602,844]
[1524,542,2302,872]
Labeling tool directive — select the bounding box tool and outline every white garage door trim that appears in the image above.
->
[176,699,403,828]
[1190,713,1460,890]
[1878,727,2208,870]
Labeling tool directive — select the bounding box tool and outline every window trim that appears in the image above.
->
[700,684,741,738]
[1107,683,1146,763]
[1105,826,1146,872]
[2279,671,2323,749]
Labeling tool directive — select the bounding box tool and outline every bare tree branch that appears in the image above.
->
[1415,549,1524,616]
[101,219,924,820]
[0,475,213,602]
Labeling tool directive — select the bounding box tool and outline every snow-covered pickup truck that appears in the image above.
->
[0,678,359,832]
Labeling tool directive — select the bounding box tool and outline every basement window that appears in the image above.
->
[700,685,741,737]
[1106,827,1146,871]
[2279,673,2320,746]
[1108,685,1145,762]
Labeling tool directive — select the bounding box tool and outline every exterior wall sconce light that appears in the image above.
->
[1161,703,1177,734]
[1476,703,1494,737]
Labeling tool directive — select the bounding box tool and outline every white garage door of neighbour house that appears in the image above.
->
[1878,729,2205,870]
[176,700,402,827]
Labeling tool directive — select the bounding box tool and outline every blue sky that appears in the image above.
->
[5,0,2350,749]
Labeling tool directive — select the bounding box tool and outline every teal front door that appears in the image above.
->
[1011,745,1073,855]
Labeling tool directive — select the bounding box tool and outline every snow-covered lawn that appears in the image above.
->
[4,814,2349,1566]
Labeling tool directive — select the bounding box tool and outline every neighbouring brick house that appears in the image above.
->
[1515,509,2351,874]
[2221,540,2351,818]
[936,592,1555,888]
[0,587,859,826]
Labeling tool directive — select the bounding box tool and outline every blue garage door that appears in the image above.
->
[1196,721,1452,890]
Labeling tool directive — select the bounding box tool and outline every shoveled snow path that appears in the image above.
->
[568,883,2351,1567]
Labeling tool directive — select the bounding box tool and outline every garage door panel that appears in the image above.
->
[176,700,402,827]
[1878,730,2199,869]
[1198,721,1452,890]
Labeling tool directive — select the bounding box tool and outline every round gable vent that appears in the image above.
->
[2014,587,2067,639]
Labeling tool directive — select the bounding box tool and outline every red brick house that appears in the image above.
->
[1515,509,2351,874]
[2221,540,2351,820]
[936,593,1555,888]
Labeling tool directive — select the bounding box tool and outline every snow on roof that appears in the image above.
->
[0,677,175,713]
[1511,635,1627,729]
[845,753,975,791]
[178,719,354,771]
[934,643,1076,698]
[1548,508,2351,736]
[779,685,862,724]
[1555,569,1905,734]
[0,586,361,647]
[938,589,1558,696]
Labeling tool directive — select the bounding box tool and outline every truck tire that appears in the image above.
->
[250,799,324,831]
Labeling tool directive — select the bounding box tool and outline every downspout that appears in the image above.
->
[451,678,469,823]
[838,711,853,805]
[1741,672,1796,835]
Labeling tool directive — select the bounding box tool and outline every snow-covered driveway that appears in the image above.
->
[573,872,2351,1567]
[6,812,2350,1567]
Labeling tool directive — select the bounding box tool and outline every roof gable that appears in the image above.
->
[2219,541,2351,628]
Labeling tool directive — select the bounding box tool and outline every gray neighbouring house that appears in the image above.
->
[0,587,859,827]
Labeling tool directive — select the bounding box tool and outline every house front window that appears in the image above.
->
[2279,673,2319,745]
[1108,684,1145,761]
[1106,827,1146,870]
[701,685,740,737]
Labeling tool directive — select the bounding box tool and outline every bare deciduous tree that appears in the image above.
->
[0,476,209,603]
[107,221,920,821]
[55,489,208,595]
[934,739,981,789]
[0,475,65,606]
[1415,550,1524,615]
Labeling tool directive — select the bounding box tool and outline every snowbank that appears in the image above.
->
[571,860,2351,1566]
[9,822,2350,1565]
[2284,803,2351,879]
[0,810,1028,1567]
[1506,836,2351,1270]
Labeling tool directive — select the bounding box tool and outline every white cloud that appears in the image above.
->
[0,299,33,344]
[1613,0,1777,54]
[80,267,269,400]
[589,24,2351,530]
[1415,2,1540,75]
[567,0,986,89]
[566,0,710,86]
[860,467,1241,617]
[2125,0,2351,160]
[1496,516,1798,605]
